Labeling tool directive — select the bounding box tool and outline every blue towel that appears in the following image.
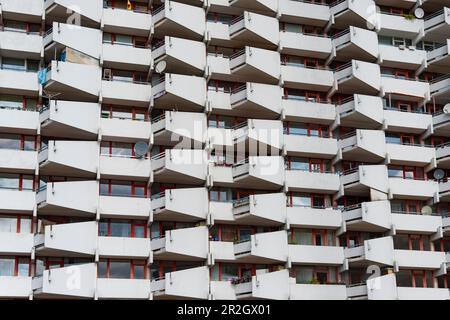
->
[37,68,48,85]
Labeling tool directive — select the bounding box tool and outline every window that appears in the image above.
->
[0,174,34,191]
[0,215,32,233]
[0,256,30,276]
[100,180,148,198]
[99,219,147,238]
[101,105,148,121]
[98,259,147,279]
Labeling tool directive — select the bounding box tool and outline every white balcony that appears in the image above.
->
[102,44,151,71]
[330,0,377,29]
[101,79,152,107]
[386,143,435,167]
[44,61,101,102]
[388,177,439,200]
[229,83,282,119]
[0,189,35,214]
[430,74,450,105]
[286,170,340,194]
[151,266,209,300]
[229,0,277,13]
[97,279,151,300]
[233,193,286,226]
[378,13,424,38]
[391,212,443,234]
[152,2,205,41]
[0,108,38,135]
[231,156,284,190]
[337,94,384,129]
[229,12,279,49]
[289,245,345,266]
[152,73,206,111]
[40,100,99,140]
[332,27,379,62]
[99,155,151,181]
[234,270,290,300]
[335,60,381,95]
[0,232,34,255]
[0,69,39,96]
[427,40,450,73]
[34,221,97,257]
[229,47,280,84]
[233,230,288,263]
[152,36,206,76]
[440,180,450,201]
[43,22,102,60]
[0,31,42,59]
[152,111,206,147]
[381,76,430,101]
[45,0,102,26]
[33,263,96,299]
[282,99,336,125]
[353,273,450,300]
[97,236,150,259]
[39,140,98,178]
[424,7,450,43]
[383,109,433,134]
[37,181,98,217]
[340,165,389,197]
[394,249,446,270]
[344,236,394,267]
[287,206,342,229]
[100,118,152,143]
[151,226,208,261]
[281,65,334,91]
[151,188,208,222]
[102,7,152,37]
[284,134,338,159]
[379,45,427,70]
[433,111,450,136]
[0,0,43,22]
[436,143,450,168]
[338,130,386,162]
[0,149,37,174]
[279,32,332,59]
[278,0,331,26]
[234,119,283,154]
[98,195,151,220]
[0,277,32,299]
[291,283,347,300]
[152,149,207,185]
[343,200,391,232]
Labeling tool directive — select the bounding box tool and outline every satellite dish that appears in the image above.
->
[134,141,149,158]
[155,61,167,74]
[433,168,445,180]
[443,104,450,114]
[414,8,425,19]
[421,205,432,215]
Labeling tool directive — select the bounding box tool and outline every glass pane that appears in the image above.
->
[111,181,132,197]
[0,257,15,276]
[17,258,29,276]
[221,264,239,280]
[0,134,20,150]
[99,221,108,236]
[134,225,145,238]
[98,260,108,278]
[2,58,25,71]
[20,217,31,233]
[109,261,131,279]
[110,221,131,237]
[133,264,145,279]
[0,217,17,233]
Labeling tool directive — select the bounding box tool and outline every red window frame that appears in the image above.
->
[100,219,148,238]
[100,259,148,279]
[101,180,149,198]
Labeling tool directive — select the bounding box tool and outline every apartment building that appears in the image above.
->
[0,0,450,300]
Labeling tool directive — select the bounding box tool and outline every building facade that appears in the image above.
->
[0,0,450,300]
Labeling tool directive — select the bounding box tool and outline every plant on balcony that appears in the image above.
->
[310,278,320,285]
[288,239,299,245]
[403,13,416,20]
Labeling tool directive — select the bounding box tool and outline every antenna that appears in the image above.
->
[155,61,167,74]
[433,168,445,181]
